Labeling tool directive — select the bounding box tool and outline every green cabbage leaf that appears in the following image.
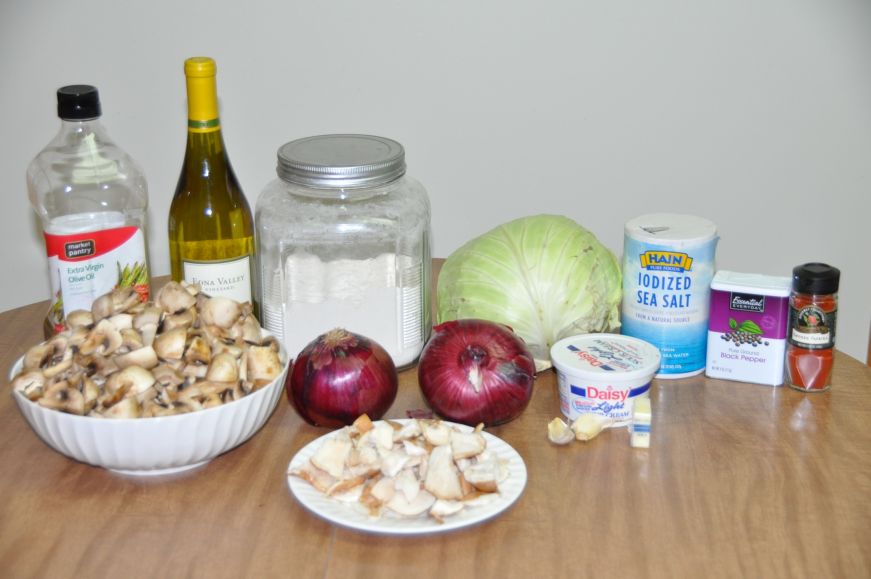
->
[437,215,622,371]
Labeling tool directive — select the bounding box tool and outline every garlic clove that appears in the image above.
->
[547,417,575,445]
[571,413,612,441]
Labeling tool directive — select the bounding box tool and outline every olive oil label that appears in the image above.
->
[183,255,252,304]
[43,225,149,326]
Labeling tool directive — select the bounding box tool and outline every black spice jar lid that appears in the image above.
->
[792,263,840,295]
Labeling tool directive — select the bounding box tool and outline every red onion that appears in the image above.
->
[287,328,398,428]
[417,319,535,427]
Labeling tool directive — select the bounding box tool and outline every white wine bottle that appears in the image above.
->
[169,57,255,306]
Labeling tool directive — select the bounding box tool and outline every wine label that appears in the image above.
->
[183,255,252,303]
[44,225,149,327]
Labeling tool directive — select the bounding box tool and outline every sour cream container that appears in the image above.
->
[550,334,661,426]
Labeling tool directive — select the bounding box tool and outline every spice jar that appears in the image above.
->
[256,134,431,368]
[785,263,840,392]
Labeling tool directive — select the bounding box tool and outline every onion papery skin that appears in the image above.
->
[287,329,398,428]
[417,319,535,427]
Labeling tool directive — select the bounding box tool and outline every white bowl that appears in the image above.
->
[8,349,288,476]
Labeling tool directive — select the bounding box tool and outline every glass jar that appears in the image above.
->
[785,263,840,392]
[256,134,431,368]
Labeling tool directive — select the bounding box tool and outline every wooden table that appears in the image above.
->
[1,267,870,579]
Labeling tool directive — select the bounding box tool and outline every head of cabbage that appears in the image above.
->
[436,214,622,372]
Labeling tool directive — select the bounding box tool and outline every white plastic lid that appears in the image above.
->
[710,270,791,297]
[550,334,662,381]
[624,213,718,245]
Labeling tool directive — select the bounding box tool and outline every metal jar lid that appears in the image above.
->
[276,134,406,189]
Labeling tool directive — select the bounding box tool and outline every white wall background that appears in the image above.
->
[1,0,869,362]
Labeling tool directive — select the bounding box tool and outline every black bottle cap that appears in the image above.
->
[57,85,101,120]
[792,263,840,295]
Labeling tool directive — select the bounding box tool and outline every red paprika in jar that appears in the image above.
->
[786,263,840,392]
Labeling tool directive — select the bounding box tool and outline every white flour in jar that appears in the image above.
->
[271,252,424,367]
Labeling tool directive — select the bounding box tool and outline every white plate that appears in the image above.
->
[286,419,527,535]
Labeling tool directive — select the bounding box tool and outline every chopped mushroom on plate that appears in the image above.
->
[289,415,510,523]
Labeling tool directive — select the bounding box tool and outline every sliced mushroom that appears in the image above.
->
[246,345,283,386]
[24,336,65,371]
[12,370,46,401]
[152,364,185,389]
[37,381,85,415]
[75,352,119,380]
[181,364,208,381]
[66,326,90,349]
[206,352,239,382]
[99,396,141,419]
[41,344,74,379]
[119,328,144,351]
[133,305,163,330]
[183,335,211,366]
[78,319,123,357]
[81,376,100,413]
[65,310,94,330]
[155,281,197,314]
[114,346,159,370]
[220,382,246,404]
[108,313,133,331]
[199,296,241,329]
[133,306,163,347]
[153,327,187,360]
[104,365,155,401]
[92,286,139,320]
[231,314,262,343]
[163,308,196,332]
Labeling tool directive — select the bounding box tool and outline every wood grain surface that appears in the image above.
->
[1,265,870,579]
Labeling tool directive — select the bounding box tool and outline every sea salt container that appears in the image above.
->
[621,213,719,378]
[550,334,661,426]
[705,271,791,386]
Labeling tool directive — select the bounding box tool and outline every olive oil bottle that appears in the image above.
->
[169,57,255,307]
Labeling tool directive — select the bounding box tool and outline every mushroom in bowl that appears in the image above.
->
[8,282,289,475]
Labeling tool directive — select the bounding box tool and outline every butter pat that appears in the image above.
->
[630,397,652,448]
